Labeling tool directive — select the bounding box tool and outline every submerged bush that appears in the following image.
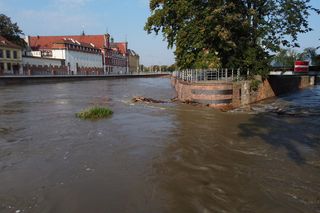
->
[76,106,113,120]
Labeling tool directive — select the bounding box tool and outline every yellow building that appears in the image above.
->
[0,36,22,75]
[128,49,140,73]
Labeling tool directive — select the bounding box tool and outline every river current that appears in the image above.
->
[0,78,319,213]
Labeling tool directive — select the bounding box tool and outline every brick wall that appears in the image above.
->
[172,78,234,108]
[77,67,104,75]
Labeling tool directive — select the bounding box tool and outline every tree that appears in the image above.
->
[300,47,320,66]
[0,14,25,46]
[145,0,319,77]
[167,63,177,72]
[272,49,300,67]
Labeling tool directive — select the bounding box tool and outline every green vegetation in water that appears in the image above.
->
[76,106,113,120]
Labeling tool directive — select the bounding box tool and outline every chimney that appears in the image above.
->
[24,35,31,46]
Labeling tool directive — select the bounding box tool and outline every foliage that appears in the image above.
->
[160,65,168,71]
[272,48,320,67]
[194,51,221,69]
[299,47,320,66]
[250,79,262,92]
[167,64,177,72]
[0,14,26,47]
[272,49,300,67]
[76,107,113,120]
[145,0,319,75]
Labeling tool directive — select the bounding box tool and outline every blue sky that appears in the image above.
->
[0,0,319,66]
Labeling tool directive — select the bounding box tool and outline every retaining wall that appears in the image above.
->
[173,75,314,109]
[172,78,234,108]
[0,74,170,86]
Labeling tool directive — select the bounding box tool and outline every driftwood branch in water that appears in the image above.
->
[132,96,168,104]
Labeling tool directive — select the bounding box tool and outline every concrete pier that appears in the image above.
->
[172,75,315,109]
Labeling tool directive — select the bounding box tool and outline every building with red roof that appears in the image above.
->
[26,34,134,74]
[25,36,103,74]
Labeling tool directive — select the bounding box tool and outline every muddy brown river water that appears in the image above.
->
[0,78,319,213]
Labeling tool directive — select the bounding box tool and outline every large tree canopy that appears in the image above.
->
[0,14,25,46]
[145,0,319,75]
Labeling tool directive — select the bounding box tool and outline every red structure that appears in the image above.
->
[294,61,309,73]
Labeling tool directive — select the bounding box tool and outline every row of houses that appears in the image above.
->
[0,33,140,75]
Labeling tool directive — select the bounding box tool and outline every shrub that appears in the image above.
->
[250,79,262,92]
[76,106,113,120]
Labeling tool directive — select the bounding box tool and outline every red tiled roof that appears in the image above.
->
[29,35,109,50]
[113,42,127,55]
[0,36,21,49]
[54,38,100,50]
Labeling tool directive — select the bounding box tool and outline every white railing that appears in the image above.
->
[175,69,244,82]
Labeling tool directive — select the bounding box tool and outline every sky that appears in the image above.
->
[0,0,319,66]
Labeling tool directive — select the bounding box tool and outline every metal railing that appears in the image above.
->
[175,69,244,82]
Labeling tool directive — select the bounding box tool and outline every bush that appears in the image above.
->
[76,107,113,120]
[250,79,262,92]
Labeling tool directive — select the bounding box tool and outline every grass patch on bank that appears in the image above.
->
[76,106,113,120]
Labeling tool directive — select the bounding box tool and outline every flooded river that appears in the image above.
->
[0,78,319,213]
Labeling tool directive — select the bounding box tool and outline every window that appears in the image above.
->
[0,49,3,58]
[13,51,17,59]
[7,63,11,71]
[6,50,11,58]
[0,63,4,70]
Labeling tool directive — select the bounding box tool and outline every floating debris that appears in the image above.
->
[0,127,11,134]
[132,96,168,104]
[182,100,202,106]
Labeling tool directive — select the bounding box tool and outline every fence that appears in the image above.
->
[22,65,69,76]
[175,69,244,83]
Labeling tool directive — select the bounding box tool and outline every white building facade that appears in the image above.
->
[49,48,103,74]
[25,37,103,75]
[22,55,63,67]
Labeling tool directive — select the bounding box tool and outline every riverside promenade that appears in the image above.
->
[0,72,171,85]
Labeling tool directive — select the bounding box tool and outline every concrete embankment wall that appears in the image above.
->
[173,75,314,108]
[233,75,313,107]
[172,78,234,108]
[0,74,170,86]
